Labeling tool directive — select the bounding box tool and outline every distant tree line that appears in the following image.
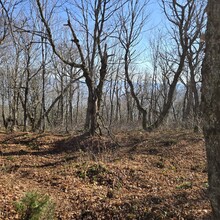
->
[0,0,206,134]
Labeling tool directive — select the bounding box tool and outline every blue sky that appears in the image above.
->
[148,0,163,27]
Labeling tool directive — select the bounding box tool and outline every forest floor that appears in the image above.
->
[0,129,211,219]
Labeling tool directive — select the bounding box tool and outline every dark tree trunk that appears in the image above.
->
[40,36,46,132]
[84,44,108,135]
[83,66,98,136]
[85,91,98,135]
[75,82,80,124]
[23,81,29,131]
[23,68,30,132]
[201,1,220,219]
[68,83,74,127]
[1,95,6,129]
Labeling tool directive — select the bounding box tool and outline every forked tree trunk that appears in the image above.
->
[201,0,220,219]
[84,45,108,135]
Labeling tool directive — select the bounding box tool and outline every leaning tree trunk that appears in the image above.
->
[201,0,220,219]
[146,51,186,131]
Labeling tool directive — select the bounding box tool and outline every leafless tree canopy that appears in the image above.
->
[0,0,206,134]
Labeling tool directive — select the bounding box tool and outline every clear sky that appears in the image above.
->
[148,0,163,27]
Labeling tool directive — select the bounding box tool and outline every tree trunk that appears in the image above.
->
[201,1,220,219]
[84,69,98,136]
[23,64,31,132]
[85,91,97,135]
[124,50,148,130]
[41,36,46,132]
[75,82,80,124]
[147,51,186,131]
[1,94,6,129]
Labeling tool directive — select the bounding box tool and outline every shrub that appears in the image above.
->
[15,191,56,220]
[76,163,108,181]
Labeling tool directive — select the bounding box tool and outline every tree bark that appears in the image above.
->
[201,0,220,219]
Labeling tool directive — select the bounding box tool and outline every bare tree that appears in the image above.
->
[19,32,41,131]
[0,0,24,129]
[146,0,205,131]
[118,0,149,130]
[35,0,124,135]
